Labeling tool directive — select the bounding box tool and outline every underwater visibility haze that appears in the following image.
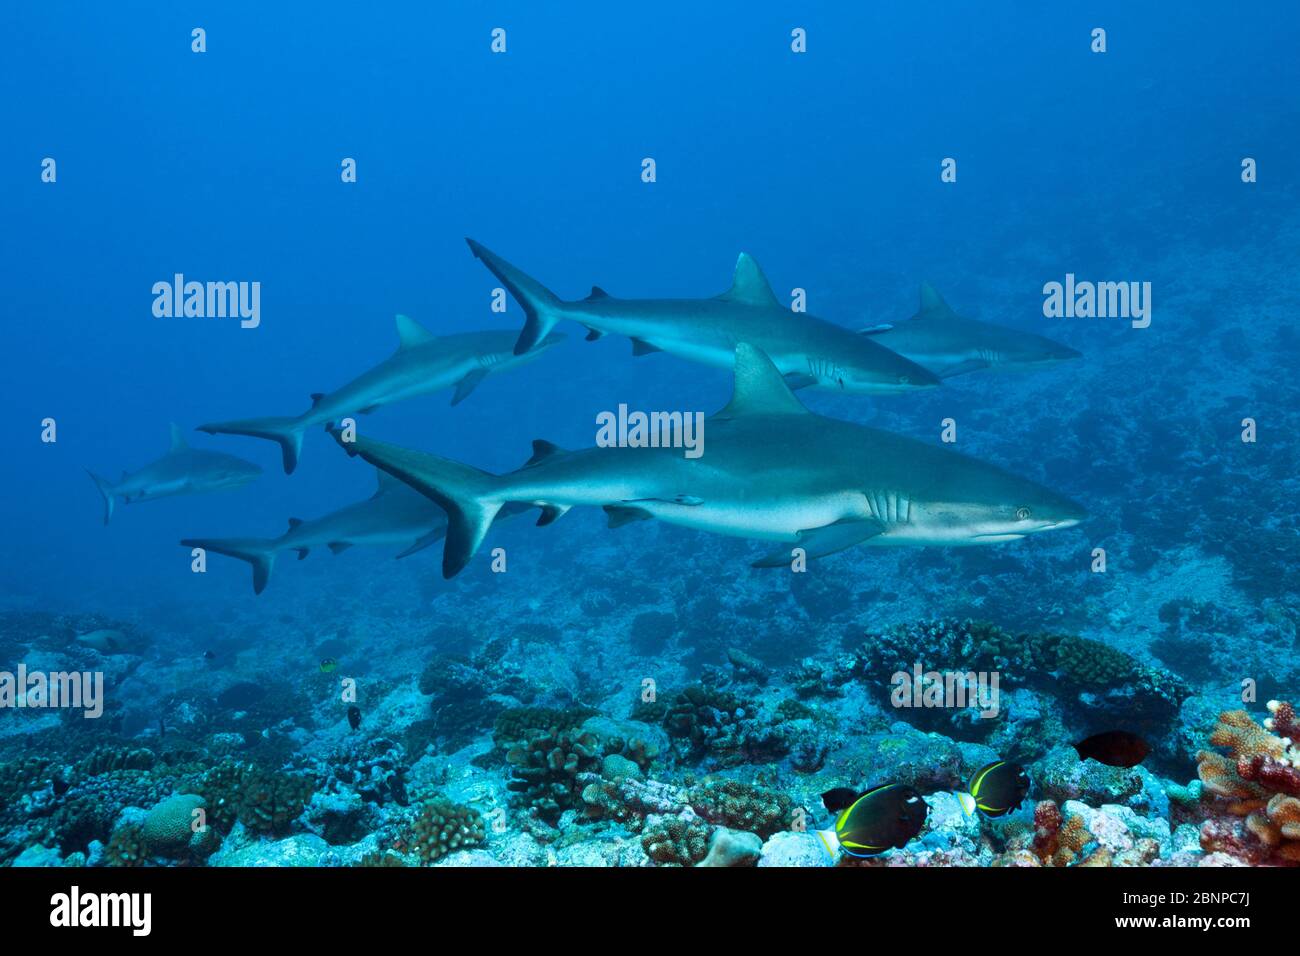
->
[1,1,1299,882]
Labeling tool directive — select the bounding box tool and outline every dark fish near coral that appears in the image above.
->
[1074,730,1150,768]
[347,705,362,730]
[817,783,928,858]
[319,658,338,674]
[956,760,1030,818]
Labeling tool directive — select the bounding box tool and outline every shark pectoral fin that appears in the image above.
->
[856,324,894,335]
[603,504,653,529]
[753,518,886,568]
[536,503,571,526]
[327,542,353,555]
[294,548,310,560]
[451,368,490,406]
[357,405,380,415]
[782,372,818,390]
[395,526,448,559]
[716,344,809,419]
[583,326,605,341]
[630,338,662,356]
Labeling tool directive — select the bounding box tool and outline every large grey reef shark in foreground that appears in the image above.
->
[858,283,1082,378]
[465,239,942,395]
[87,424,262,525]
[179,468,528,593]
[328,343,1086,579]
[197,316,566,474]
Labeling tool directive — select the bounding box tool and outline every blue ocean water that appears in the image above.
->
[1,3,1298,871]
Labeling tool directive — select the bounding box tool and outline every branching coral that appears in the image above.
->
[1197,699,1300,864]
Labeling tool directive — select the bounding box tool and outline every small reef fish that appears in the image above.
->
[817,783,928,858]
[1074,730,1151,768]
[319,659,338,674]
[956,760,1030,818]
[347,705,362,730]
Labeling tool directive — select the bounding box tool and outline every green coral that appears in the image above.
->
[141,793,208,857]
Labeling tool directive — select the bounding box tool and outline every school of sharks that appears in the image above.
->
[89,239,1085,592]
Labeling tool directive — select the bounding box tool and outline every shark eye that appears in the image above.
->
[1015,506,1032,520]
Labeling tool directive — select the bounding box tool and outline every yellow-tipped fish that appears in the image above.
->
[955,760,1030,818]
[817,784,928,858]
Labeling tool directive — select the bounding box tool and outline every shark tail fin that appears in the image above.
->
[327,427,504,579]
[180,537,279,595]
[465,239,564,355]
[87,470,116,525]
[196,416,305,474]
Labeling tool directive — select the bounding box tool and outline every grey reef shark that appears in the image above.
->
[180,468,529,594]
[328,343,1086,579]
[87,424,262,525]
[196,316,566,474]
[859,283,1082,378]
[465,238,941,394]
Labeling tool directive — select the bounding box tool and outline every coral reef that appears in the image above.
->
[1196,700,1300,864]
[399,796,486,864]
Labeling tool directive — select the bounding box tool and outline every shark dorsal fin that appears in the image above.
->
[395,314,436,350]
[523,439,566,468]
[716,343,807,419]
[918,282,953,317]
[718,253,778,308]
[310,393,325,408]
[586,286,611,301]
[287,517,304,530]
[169,423,187,452]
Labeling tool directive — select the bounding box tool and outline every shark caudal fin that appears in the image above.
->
[465,239,565,355]
[87,471,117,525]
[327,426,503,578]
[180,537,279,594]
[196,416,305,474]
